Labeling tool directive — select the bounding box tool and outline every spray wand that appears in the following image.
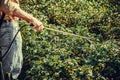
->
[0,23,93,59]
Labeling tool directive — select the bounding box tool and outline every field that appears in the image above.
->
[19,0,120,80]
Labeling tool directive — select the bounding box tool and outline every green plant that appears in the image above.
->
[18,0,120,80]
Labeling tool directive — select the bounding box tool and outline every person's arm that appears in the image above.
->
[1,0,44,31]
[13,8,44,32]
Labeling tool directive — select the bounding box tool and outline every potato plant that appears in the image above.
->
[19,0,120,80]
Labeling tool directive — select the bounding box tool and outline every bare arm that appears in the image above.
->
[13,8,44,31]
[1,0,44,31]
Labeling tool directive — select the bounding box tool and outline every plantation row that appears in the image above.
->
[19,0,120,80]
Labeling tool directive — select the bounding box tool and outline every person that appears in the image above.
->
[0,0,44,79]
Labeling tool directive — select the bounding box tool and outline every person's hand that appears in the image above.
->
[32,19,44,32]
[33,24,44,32]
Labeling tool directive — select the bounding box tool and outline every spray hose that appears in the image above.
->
[0,23,93,59]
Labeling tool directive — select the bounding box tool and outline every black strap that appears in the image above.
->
[0,12,5,27]
[0,12,5,61]
[0,12,5,80]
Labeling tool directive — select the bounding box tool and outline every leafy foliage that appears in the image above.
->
[19,0,120,80]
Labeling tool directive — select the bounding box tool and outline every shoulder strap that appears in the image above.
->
[0,12,6,27]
